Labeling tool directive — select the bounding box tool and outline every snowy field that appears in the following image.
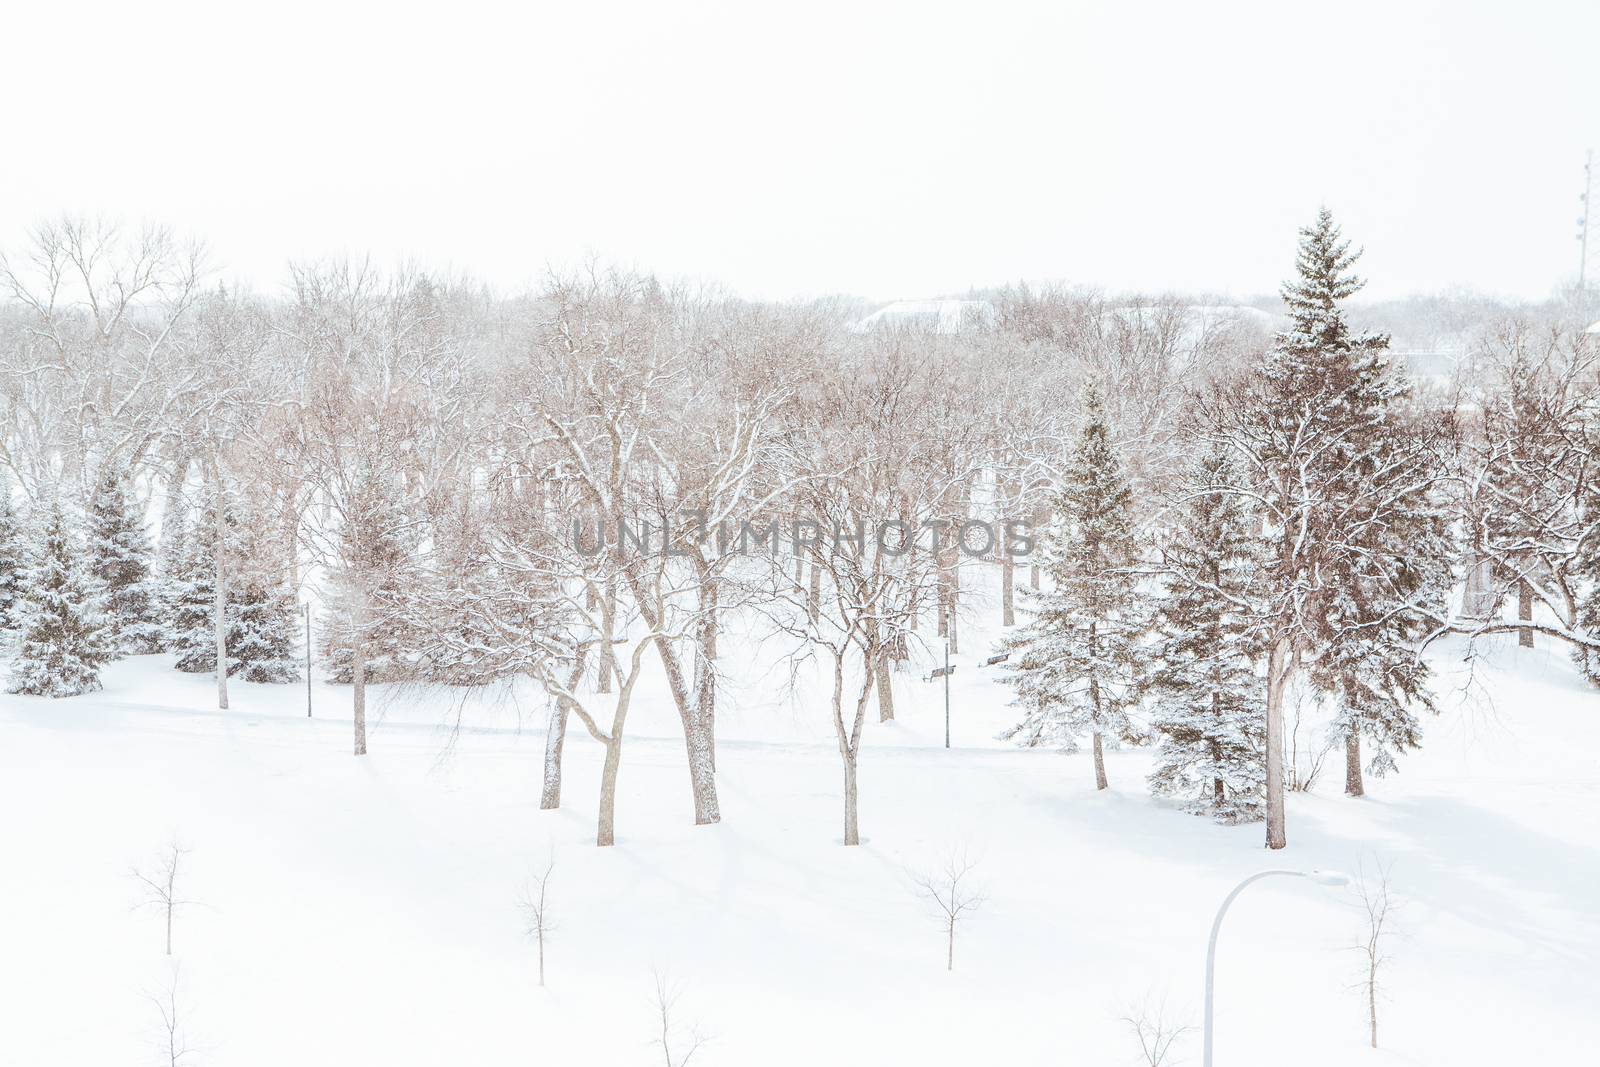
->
[2,603,1596,1066]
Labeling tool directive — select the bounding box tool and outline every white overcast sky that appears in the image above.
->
[5,0,1597,303]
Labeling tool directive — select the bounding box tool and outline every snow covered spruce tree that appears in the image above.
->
[226,498,301,684]
[169,489,300,683]
[8,497,111,697]
[1146,447,1265,821]
[0,483,26,634]
[85,465,164,655]
[1576,454,1600,685]
[1002,389,1144,790]
[169,493,232,674]
[1204,208,1454,846]
[1322,473,1454,797]
[319,466,415,690]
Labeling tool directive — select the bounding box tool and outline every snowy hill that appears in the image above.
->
[2,575,1596,1066]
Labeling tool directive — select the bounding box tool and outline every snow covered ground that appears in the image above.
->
[2,597,1597,1066]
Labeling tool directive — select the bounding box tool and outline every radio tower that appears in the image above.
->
[1580,149,1595,291]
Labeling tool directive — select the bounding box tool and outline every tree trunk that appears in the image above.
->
[1517,578,1534,648]
[876,651,894,722]
[596,737,621,847]
[683,713,720,825]
[1211,687,1225,809]
[596,580,616,694]
[833,652,871,847]
[540,703,567,810]
[948,555,960,655]
[1345,731,1365,797]
[947,919,955,971]
[625,571,722,827]
[1088,621,1107,790]
[1264,637,1290,849]
[1029,563,1040,590]
[541,648,587,809]
[212,475,229,711]
[808,561,821,623]
[696,580,718,771]
[1001,549,1015,627]
[352,622,368,756]
[1369,963,1378,1048]
[842,754,859,846]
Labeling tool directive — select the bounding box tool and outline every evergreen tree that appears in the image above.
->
[227,497,301,684]
[228,579,301,682]
[1277,212,1454,795]
[168,490,301,682]
[169,494,227,674]
[8,498,111,697]
[405,508,521,686]
[1001,390,1143,790]
[1576,426,1600,683]
[1213,208,1455,844]
[0,484,26,633]
[155,463,191,652]
[320,468,415,684]
[1321,473,1455,789]
[85,465,165,655]
[1147,448,1266,822]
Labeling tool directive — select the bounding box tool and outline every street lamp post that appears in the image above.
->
[1203,868,1349,1067]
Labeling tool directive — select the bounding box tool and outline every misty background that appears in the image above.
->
[4,0,1597,304]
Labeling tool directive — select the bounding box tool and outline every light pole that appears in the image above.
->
[943,639,951,749]
[1203,868,1349,1067]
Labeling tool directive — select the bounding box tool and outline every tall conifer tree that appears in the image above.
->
[8,498,111,697]
[1002,390,1144,789]
[1147,447,1266,821]
[1212,208,1454,844]
[86,465,164,655]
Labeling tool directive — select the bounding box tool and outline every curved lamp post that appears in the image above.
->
[1203,868,1349,1067]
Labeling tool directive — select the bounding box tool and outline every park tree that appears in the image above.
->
[1002,390,1144,790]
[85,464,164,654]
[8,496,111,697]
[1206,208,1452,846]
[1147,447,1265,821]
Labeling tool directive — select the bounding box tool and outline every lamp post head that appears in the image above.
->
[1306,869,1350,887]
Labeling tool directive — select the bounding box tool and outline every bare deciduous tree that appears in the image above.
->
[1285,686,1334,793]
[146,963,194,1067]
[134,839,194,957]
[520,850,557,987]
[651,971,708,1067]
[1352,859,1397,1049]
[910,850,986,971]
[1120,993,1193,1067]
